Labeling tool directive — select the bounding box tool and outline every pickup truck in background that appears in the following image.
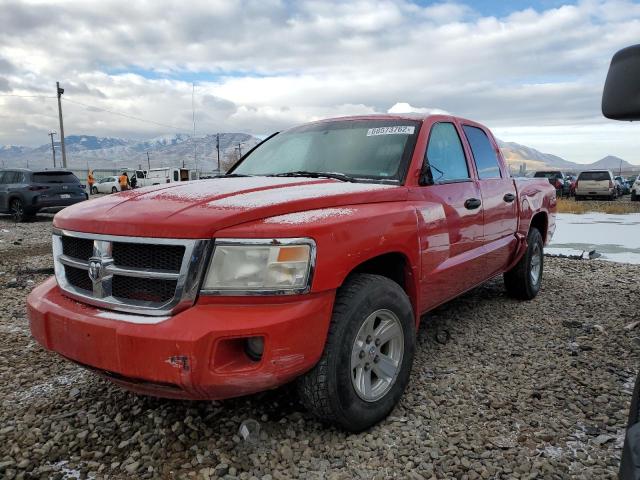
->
[28,114,556,431]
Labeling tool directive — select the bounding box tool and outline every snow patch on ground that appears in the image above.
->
[549,213,640,264]
[8,370,87,404]
[264,208,356,224]
[0,323,29,335]
[47,461,82,479]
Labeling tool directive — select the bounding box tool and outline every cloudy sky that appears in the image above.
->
[1,0,639,164]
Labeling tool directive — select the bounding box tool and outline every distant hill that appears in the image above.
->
[588,155,635,170]
[1,133,638,174]
[497,140,638,173]
[0,133,260,172]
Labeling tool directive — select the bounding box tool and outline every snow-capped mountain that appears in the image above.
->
[0,133,260,172]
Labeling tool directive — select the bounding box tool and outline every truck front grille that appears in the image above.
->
[112,276,178,303]
[53,230,209,317]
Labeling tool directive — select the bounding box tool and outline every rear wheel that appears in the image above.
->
[111,186,118,193]
[504,228,544,300]
[632,191,638,201]
[297,274,415,432]
[575,195,582,201]
[91,186,98,194]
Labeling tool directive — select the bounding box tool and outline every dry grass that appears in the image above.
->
[556,197,640,214]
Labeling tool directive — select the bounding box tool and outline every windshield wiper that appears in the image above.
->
[215,173,254,178]
[269,171,356,182]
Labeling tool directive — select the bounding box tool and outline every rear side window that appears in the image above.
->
[32,172,80,184]
[578,171,610,181]
[463,126,502,179]
[0,172,7,184]
[424,123,470,183]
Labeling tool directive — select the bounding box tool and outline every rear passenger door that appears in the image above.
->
[461,124,518,275]
[413,121,486,310]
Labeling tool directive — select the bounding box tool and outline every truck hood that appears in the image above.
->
[54,177,407,238]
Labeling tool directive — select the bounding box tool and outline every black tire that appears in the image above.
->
[9,198,32,222]
[91,186,98,194]
[632,191,638,201]
[504,228,544,300]
[575,195,582,201]
[297,274,415,432]
[111,186,118,193]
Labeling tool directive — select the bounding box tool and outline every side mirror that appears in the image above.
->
[602,44,640,120]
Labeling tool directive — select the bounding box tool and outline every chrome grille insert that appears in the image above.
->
[53,228,209,317]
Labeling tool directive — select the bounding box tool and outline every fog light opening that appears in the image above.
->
[245,336,264,362]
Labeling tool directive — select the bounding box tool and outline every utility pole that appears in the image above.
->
[56,82,67,168]
[146,151,151,170]
[236,142,243,159]
[192,83,197,171]
[216,133,220,172]
[48,131,57,168]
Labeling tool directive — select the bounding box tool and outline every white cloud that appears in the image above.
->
[387,103,450,115]
[0,0,639,164]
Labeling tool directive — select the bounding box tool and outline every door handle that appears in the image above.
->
[464,198,482,210]
[503,193,515,202]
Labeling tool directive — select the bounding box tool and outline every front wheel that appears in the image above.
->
[504,228,544,300]
[632,191,638,201]
[10,198,31,222]
[297,274,415,432]
[91,186,98,194]
[111,186,118,193]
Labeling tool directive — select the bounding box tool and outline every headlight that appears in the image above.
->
[201,238,316,295]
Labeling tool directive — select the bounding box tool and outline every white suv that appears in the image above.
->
[632,176,640,201]
[575,170,616,201]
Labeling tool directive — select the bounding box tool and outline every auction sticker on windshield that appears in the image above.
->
[366,126,415,136]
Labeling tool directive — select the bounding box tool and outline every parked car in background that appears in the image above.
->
[631,176,640,201]
[615,176,630,195]
[93,176,121,194]
[575,170,617,200]
[28,113,557,431]
[0,169,87,222]
[533,170,570,197]
[566,174,577,196]
[135,168,198,187]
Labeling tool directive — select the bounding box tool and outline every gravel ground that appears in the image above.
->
[0,213,638,479]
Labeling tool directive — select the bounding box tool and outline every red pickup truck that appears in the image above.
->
[28,114,556,431]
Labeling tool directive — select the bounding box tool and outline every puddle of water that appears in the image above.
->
[549,213,640,264]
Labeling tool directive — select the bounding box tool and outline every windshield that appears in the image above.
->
[32,172,80,184]
[232,119,421,183]
[578,171,610,181]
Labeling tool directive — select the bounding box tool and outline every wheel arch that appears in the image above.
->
[343,251,419,324]
[529,211,548,243]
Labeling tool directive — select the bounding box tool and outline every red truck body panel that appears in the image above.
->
[28,113,556,400]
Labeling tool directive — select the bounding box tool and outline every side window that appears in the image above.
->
[4,171,18,184]
[462,125,502,179]
[424,123,470,183]
[0,172,6,184]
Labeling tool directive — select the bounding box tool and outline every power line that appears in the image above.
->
[62,97,192,133]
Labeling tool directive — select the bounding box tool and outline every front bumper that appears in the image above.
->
[28,277,335,400]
